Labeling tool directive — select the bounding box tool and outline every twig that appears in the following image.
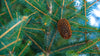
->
[12,46,15,53]
[34,0,41,7]
[25,11,37,25]
[25,17,32,25]
[42,0,45,4]
[72,31,84,33]
[0,55,6,56]
[0,12,6,16]
[11,25,22,53]
[70,21,81,25]
[46,1,50,10]
[84,0,87,43]
[0,41,5,46]
[87,0,98,9]
[23,27,45,31]
[77,39,100,54]
[66,0,75,7]
[28,11,37,17]
[0,21,5,28]
[49,0,52,14]
[16,12,18,21]
[4,0,13,20]
[54,8,58,16]
[24,30,37,36]
[48,31,57,52]
[25,33,46,53]
[83,52,100,54]
[88,31,100,33]
[0,41,11,54]
[79,27,97,30]
[25,0,57,23]
[18,41,31,56]
[72,34,83,37]
[25,0,47,15]
[10,0,16,4]
[84,0,86,19]
[0,39,20,51]
[68,11,82,20]
[17,25,22,39]
[54,0,62,8]
[61,0,65,19]
[0,16,28,39]
[8,31,17,40]
[85,30,87,42]
[50,42,86,54]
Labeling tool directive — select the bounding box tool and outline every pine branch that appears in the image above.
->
[50,42,86,54]
[87,0,99,9]
[25,33,46,53]
[25,0,57,23]
[0,39,20,51]
[77,39,100,54]
[84,0,87,42]
[24,30,37,36]
[0,16,28,39]
[25,0,47,15]
[18,41,31,56]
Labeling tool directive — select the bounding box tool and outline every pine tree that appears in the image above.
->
[0,0,100,56]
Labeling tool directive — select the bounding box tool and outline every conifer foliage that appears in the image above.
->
[0,0,100,56]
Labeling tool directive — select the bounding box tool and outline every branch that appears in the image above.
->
[50,42,86,54]
[0,16,28,39]
[48,30,57,52]
[0,12,6,16]
[18,41,31,56]
[77,39,100,54]
[87,0,99,9]
[4,0,13,20]
[25,33,46,53]
[0,39,20,51]
[23,27,45,32]
[61,0,65,19]
[25,0,57,23]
